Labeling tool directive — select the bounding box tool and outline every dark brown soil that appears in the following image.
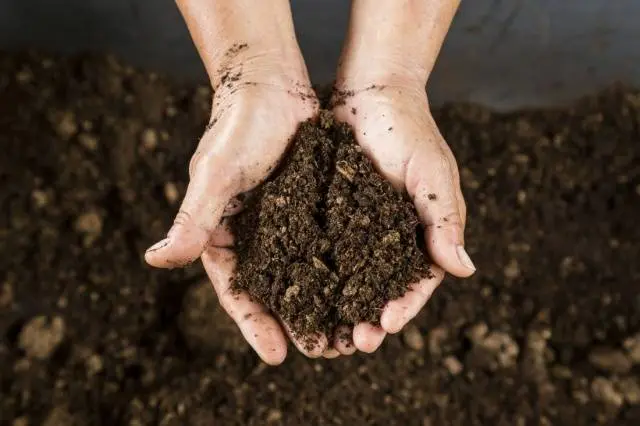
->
[1,52,640,426]
[231,112,431,341]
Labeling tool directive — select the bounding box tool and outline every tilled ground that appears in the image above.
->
[0,52,639,426]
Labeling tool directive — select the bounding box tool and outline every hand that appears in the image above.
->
[145,71,322,364]
[331,82,476,352]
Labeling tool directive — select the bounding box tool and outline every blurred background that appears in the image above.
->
[1,0,639,109]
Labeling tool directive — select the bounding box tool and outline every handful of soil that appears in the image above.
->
[231,111,432,341]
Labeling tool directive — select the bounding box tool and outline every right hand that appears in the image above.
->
[145,72,320,364]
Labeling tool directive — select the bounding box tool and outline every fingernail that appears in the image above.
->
[456,245,476,271]
[146,238,170,253]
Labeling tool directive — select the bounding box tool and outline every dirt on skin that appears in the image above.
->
[1,52,640,426]
[231,112,431,342]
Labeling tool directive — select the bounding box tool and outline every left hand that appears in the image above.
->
[330,82,476,354]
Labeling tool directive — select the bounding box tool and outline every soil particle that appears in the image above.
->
[591,377,624,408]
[48,110,78,140]
[266,409,283,423]
[443,355,463,376]
[588,347,633,375]
[617,377,640,405]
[42,405,84,426]
[18,316,65,360]
[503,258,521,279]
[74,211,102,236]
[163,182,180,205]
[467,330,520,371]
[231,112,431,341]
[402,323,425,351]
[12,417,28,426]
[522,328,553,385]
[427,325,449,358]
[551,365,573,380]
[0,280,13,308]
[624,333,640,363]
[140,128,158,151]
[77,132,98,151]
[85,353,104,376]
[465,322,489,344]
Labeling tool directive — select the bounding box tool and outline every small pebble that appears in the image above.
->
[18,316,65,360]
[78,133,98,151]
[465,322,489,344]
[427,326,448,358]
[50,110,78,140]
[31,189,49,208]
[503,259,520,279]
[16,68,33,84]
[166,105,178,117]
[485,332,520,368]
[443,356,463,376]
[616,377,640,404]
[42,406,76,426]
[551,365,573,380]
[266,409,282,423]
[164,182,179,205]
[591,377,624,408]
[402,324,424,351]
[0,281,13,308]
[141,128,158,151]
[517,190,527,204]
[12,417,29,426]
[623,333,640,364]
[74,211,103,236]
[86,354,104,376]
[588,347,633,375]
[572,390,590,405]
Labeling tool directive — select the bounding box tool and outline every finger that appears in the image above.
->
[380,265,445,334]
[201,247,287,365]
[322,348,341,359]
[406,150,475,277]
[145,156,234,268]
[353,323,386,353]
[281,321,329,359]
[334,325,357,355]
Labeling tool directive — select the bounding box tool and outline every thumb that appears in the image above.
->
[408,155,475,278]
[145,162,234,268]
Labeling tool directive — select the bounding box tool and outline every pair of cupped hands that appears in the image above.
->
[144,56,476,365]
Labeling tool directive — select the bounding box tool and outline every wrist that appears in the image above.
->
[210,45,310,91]
[336,0,459,91]
[177,0,310,89]
[335,55,428,93]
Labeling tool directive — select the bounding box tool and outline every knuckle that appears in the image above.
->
[188,150,204,179]
[173,209,193,227]
[432,153,453,176]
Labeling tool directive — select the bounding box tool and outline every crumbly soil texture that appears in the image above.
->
[1,52,640,426]
[231,112,431,341]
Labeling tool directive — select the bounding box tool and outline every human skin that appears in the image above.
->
[145,0,474,364]
[331,0,474,354]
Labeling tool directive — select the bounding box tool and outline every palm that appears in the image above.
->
[331,86,473,349]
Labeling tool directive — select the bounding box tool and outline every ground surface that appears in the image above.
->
[0,52,639,425]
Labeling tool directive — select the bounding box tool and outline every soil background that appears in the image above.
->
[1,52,639,425]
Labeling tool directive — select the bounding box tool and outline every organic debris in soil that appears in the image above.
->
[231,111,432,342]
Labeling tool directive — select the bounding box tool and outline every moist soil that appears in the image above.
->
[231,112,431,342]
[1,52,640,425]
